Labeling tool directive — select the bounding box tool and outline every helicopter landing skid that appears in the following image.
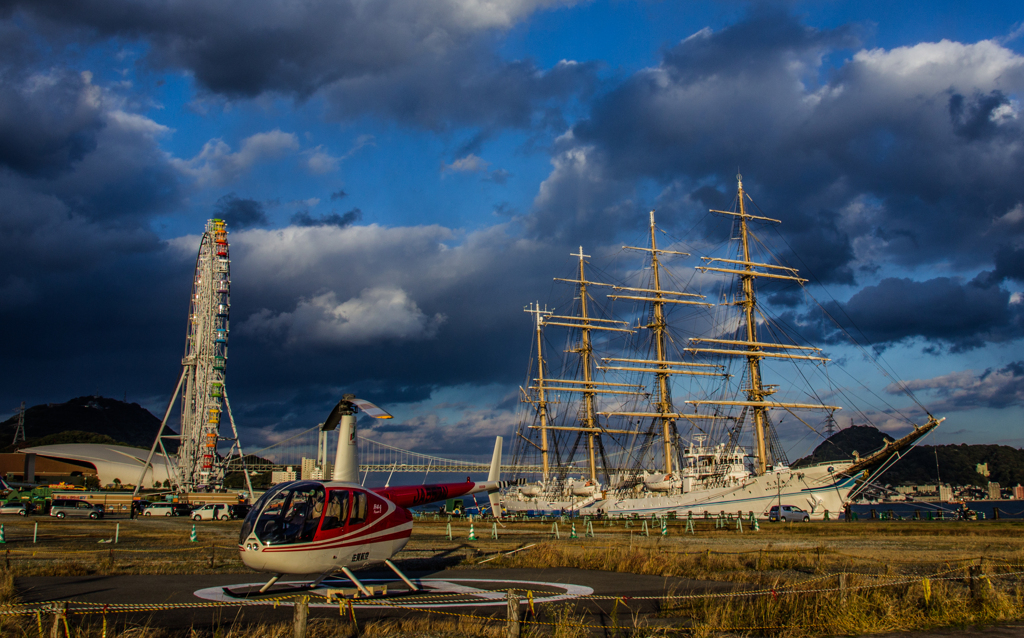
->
[220,581,319,599]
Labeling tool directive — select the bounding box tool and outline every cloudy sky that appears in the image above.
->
[1,0,1022,462]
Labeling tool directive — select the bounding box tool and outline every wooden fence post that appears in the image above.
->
[506,589,521,638]
[969,561,990,603]
[293,595,309,638]
[50,602,67,638]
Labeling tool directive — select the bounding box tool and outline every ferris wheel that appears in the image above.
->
[137,219,252,497]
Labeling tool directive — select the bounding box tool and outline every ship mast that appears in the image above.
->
[691,174,840,475]
[600,213,723,474]
[737,178,769,473]
[524,302,553,481]
[541,247,636,483]
[648,213,674,473]
[575,248,600,481]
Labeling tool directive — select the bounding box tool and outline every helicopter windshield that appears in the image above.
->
[239,481,325,546]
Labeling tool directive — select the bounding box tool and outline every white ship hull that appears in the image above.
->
[502,463,858,520]
[501,492,602,515]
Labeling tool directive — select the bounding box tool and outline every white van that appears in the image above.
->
[191,504,231,521]
[142,502,190,517]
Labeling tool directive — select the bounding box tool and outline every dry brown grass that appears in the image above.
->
[4,517,1024,636]
[0,614,541,638]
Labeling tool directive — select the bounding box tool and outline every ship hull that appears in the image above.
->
[502,464,858,520]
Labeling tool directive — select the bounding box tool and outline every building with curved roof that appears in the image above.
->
[17,444,175,488]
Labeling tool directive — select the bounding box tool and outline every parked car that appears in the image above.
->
[191,504,231,521]
[0,501,33,516]
[50,499,104,519]
[768,504,810,522]
[143,502,191,516]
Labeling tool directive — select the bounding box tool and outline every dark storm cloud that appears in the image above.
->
[220,223,573,415]
[815,276,1023,351]
[0,65,182,289]
[0,70,104,177]
[991,245,1024,283]
[290,208,361,228]
[323,55,597,131]
[529,8,1024,288]
[8,0,591,130]
[0,46,193,413]
[329,190,347,201]
[949,90,1012,141]
[887,361,1024,412]
[214,193,268,229]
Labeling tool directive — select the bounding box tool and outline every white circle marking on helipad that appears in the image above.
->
[194,577,594,609]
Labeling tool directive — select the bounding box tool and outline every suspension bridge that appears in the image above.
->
[224,424,549,475]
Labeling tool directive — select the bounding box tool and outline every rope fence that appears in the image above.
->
[1,564,1022,633]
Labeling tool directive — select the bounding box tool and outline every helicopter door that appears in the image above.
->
[320,489,350,534]
[318,488,371,540]
[349,491,368,527]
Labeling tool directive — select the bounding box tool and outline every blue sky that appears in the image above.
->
[0,0,1022,463]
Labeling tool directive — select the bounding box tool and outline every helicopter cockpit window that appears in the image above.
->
[321,489,349,531]
[349,491,368,525]
[249,481,326,546]
[239,482,288,543]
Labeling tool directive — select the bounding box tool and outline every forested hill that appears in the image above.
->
[0,396,176,453]
[793,425,1024,487]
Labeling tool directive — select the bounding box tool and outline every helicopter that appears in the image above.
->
[236,395,515,596]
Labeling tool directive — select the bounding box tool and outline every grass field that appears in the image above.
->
[0,515,1021,636]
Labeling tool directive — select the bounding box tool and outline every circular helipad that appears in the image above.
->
[195,576,594,608]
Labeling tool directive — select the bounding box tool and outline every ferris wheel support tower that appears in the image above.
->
[135,219,253,498]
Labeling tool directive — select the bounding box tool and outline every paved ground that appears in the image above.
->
[16,567,733,632]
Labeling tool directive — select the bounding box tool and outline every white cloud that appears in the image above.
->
[443,153,490,174]
[444,0,581,30]
[850,39,1024,88]
[305,146,340,174]
[240,287,446,347]
[172,129,299,186]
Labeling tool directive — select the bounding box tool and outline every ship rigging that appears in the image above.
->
[506,174,942,518]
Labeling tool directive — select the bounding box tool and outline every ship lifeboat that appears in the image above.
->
[518,482,543,497]
[570,479,597,497]
[644,472,682,492]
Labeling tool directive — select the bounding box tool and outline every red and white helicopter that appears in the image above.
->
[236,395,513,596]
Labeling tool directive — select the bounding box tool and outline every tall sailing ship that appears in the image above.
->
[504,175,942,519]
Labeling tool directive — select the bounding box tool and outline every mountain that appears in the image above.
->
[793,425,895,465]
[0,396,176,453]
[793,425,1024,487]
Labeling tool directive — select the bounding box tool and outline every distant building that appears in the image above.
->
[300,457,331,480]
[1,444,175,488]
[271,467,297,484]
[301,457,316,480]
[988,482,1001,500]
[939,485,953,502]
[976,463,990,478]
